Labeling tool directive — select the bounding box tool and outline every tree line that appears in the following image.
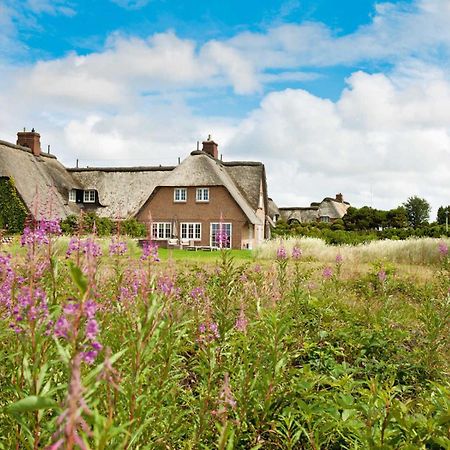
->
[273,196,450,244]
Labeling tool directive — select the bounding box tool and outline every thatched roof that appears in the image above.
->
[157,151,263,225]
[1,133,270,225]
[279,197,350,223]
[0,140,81,219]
[267,198,280,217]
[279,207,319,223]
[318,199,349,219]
[69,167,173,219]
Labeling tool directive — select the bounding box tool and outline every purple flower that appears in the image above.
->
[335,254,343,263]
[198,321,220,343]
[292,246,302,260]
[377,270,387,283]
[322,266,333,279]
[86,319,99,341]
[109,239,128,256]
[235,308,248,333]
[141,240,159,262]
[438,241,448,256]
[277,246,287,260]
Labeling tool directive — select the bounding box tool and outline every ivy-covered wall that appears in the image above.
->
[0,177,29,233]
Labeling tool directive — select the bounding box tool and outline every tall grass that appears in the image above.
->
[256,236,450,265]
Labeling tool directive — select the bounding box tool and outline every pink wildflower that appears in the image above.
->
[235,308,248,333]
[378,270,387,283]
[438,241,448,256]
[322,266,333,279]
[277,246,287,260]
[292,246,302,259]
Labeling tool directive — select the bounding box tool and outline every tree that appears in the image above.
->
[436,206,450,225]
[402,196,431,228]
[386,207,408,228]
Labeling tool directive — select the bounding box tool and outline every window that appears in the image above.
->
[196,188,209,202]
[68,189,76,202]
[174,188,187,202]
[210,223,232,248]
[181,223,201,241]
[320,216,330,223]
[152,222,172,240]
[83,190,96,203]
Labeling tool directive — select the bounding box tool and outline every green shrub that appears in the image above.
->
[0,177,28,233]
[120,218,147,237]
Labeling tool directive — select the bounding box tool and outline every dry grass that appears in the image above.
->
[255,236,450,266]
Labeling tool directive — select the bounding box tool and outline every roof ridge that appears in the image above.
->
[68,166,175,172]
[0,140,57,159]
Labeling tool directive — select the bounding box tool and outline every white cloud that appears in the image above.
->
[25,0,76,16]
[227,66,450,214]
[110,0,152,10]
[2,0,450,218]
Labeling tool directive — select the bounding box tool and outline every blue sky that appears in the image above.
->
[1,0,450,214]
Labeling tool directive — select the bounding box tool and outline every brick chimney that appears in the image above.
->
[17,129,41,156]
[202,135,218,159]
[335,193,343,203]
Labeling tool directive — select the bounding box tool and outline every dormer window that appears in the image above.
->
[68,189,76,202]
[174,188,187,202]
[83,190,96,203]
[196,188,209,202]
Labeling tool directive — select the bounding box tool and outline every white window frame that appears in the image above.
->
[210,222,232,248]
[181,222,201,241]
[69,189,76,202]
[196,188,209,202]
[83,190,96,203]
[320,216,330,223]
[174,188,187,202]
[152,222,172,240]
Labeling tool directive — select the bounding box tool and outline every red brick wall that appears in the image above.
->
[137,186,249,248]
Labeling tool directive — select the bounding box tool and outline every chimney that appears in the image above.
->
[202,135,218,159]
[335,193,343,203]
[17,128,41,156]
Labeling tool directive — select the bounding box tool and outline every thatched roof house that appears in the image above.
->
[0,130,272,249]
[0,133,81,220]
[279,194,350,224]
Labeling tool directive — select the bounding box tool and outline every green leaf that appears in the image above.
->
[68,261,88,295]
[342,409,354,421]
[5,396,58,414]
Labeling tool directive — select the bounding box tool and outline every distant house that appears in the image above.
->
[279,194,350,225]
[0,130,271,249]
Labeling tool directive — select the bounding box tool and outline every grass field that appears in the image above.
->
[0,231,449,449]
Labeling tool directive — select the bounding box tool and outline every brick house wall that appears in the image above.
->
[137,185,250,248]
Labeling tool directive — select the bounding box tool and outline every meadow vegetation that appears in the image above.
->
[0,223,449,449]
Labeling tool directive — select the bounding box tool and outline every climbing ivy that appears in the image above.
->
[0,177,29,233]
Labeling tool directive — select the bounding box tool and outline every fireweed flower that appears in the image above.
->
[215,227,229,248]
[235,307,248,333]
[276,245,287,260]
[292,246,302,259]
[20,218,61,248]
[378,270,387,283]
[50,354,93,449]
[10,286,49,334]
[438,241,448,256]
[66,237,102,259]
[322,266,333,279]
[0,254,14,309]
[109,238,128,256]
[54,299,102,364]
[141,240,159,262]
[211,373,237,419]
[198,321,220,343]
